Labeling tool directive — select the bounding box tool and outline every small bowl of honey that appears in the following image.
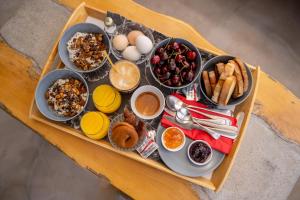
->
[161,127,186,152]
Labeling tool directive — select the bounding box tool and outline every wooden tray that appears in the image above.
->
[29,3,260,191]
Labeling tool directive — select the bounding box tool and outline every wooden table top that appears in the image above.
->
[0,0,299,199]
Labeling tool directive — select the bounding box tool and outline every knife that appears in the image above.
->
[163,115,237,139]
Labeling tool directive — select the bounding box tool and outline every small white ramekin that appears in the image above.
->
[187,140,213,166]
[161,127,186,152]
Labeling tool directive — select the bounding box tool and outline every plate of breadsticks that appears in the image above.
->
[200,55,253,108]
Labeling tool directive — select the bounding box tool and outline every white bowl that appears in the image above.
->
[187,140,213,166]
[161,127,186,152]
[130,85,165,120]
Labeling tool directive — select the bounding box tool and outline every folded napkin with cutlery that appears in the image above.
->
[161,93,237,154]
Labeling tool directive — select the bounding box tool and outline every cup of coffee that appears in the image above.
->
[130,85,165,120]
[109,60,141,93]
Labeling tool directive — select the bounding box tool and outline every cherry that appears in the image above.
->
[154,67,161,75]
[159,77,166,82]
[182,71,187,78]
[157,47,164,54]
[169,59,176,71]
[172,42,180,50]
[187,51,197,60]
[160,52,168,61]
[164,72,171,79]
[175,67,180,74]
[166,44,172,51]
[172,75,180,85]
[151,55,160,65]
[162,66,168,74]
[176,80,182,87]
[175,54,184,62]
[183,61,190,68]
[191,62,196,70]
[165,79,172,86]
[186,70,195,82]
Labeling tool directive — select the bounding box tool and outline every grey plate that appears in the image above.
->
[35,69,89,122]
[156,124,225,177]
[58,23,110,73]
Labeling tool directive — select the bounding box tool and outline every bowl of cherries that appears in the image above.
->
[149,38,202,89]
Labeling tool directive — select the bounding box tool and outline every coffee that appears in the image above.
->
[109,60,140,91]
[135,92,160,116]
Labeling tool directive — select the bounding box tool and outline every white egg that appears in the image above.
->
[112,34,128,51]
[136,35,153,54]
[122,46,141,61]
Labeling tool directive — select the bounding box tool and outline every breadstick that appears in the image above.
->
[202,71,212,97]
[235,58,249,92]
[208,71,217,93]
[229,60,244,98]
[216,63,225,76]
[219,76,236,105]
[211,79,224,103]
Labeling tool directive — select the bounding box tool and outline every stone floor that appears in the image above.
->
[0,0,299,199]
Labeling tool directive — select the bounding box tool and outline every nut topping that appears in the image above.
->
[67,32,106,71]
[45,78,87,117]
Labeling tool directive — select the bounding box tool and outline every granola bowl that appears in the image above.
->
[35,69,89,122]
[59,23,110,73]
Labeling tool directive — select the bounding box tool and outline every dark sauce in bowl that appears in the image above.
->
[189,141,212,164]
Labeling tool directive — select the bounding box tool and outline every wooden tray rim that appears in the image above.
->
[29,3,260,191]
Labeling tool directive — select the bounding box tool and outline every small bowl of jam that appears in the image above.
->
[161,127,186,152]
[187,140,212,166]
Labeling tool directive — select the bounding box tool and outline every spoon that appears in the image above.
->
[176,108,221,139]
[166,95,230,124]
[102,51,121,74]
[176,108,238,139]
[164,107,236,132]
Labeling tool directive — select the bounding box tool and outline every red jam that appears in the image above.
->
[189,142,211,163]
